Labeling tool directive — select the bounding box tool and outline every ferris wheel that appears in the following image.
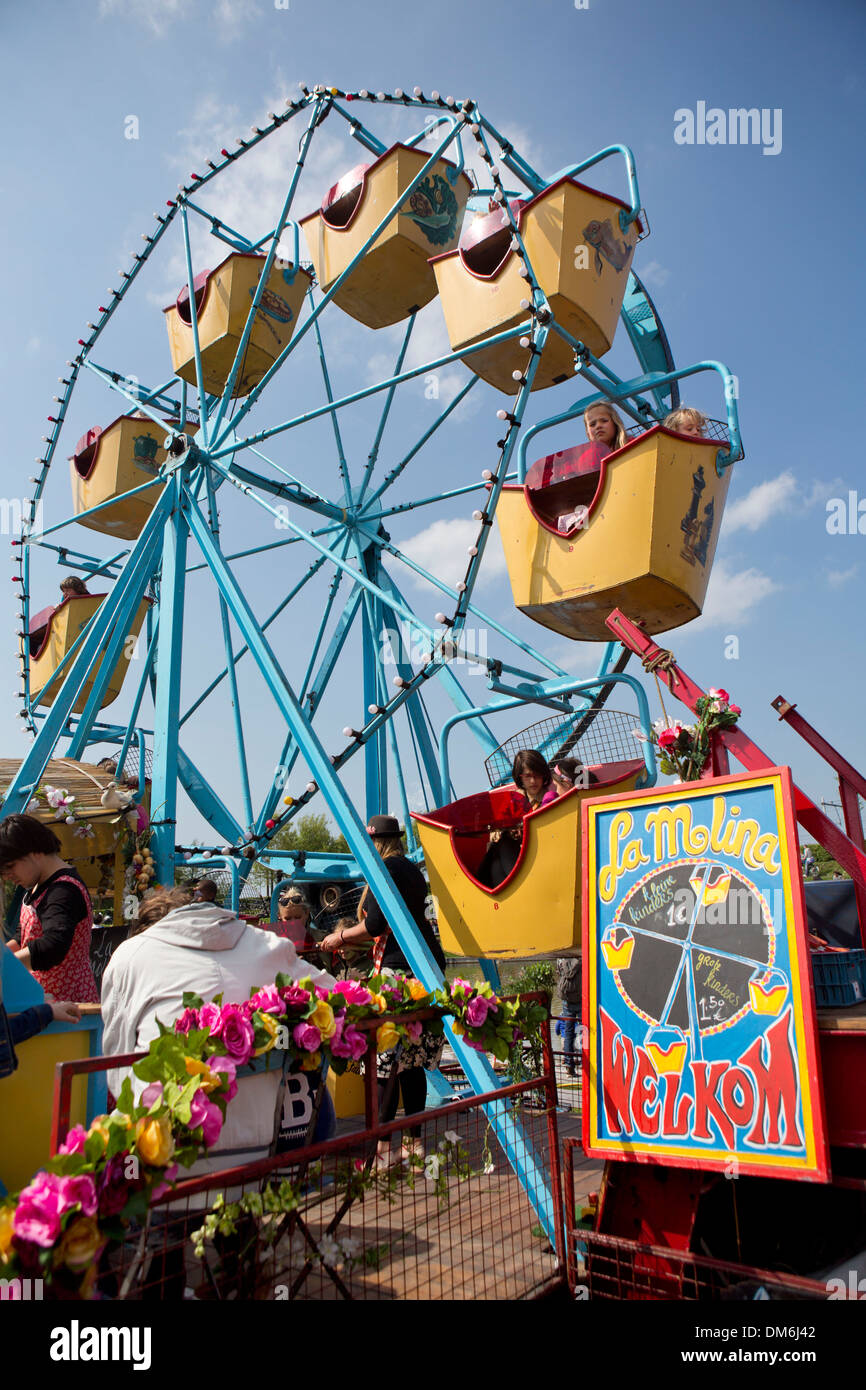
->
[5,86,743,1239]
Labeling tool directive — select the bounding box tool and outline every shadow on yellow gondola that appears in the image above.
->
[164,252,312,398]
[645,1025,688,1076]
[429,179,642,393]
[70,414,167,540]
[26,594,151,712]
[748,968,788,1016]
[600,924,635,971]
[496,425,732,640]
[299,145,472,329]
[412,760,644,960]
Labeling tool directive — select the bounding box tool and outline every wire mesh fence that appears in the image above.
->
[626,417,730,445]
[95,1080,563,1301]
[485,708,641,786]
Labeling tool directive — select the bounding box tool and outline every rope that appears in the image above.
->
[639,648,678,728]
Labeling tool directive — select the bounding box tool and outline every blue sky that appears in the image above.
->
[1,0,864,844]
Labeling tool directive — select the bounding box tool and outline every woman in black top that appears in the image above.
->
[320,816,445,1167]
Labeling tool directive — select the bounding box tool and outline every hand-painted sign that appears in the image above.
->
[582,768,828,1180]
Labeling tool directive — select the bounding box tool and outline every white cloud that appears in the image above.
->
[637,260,670,288]
[725,471,798,532]
[99,0,196,37]
[827,564,859,588]
[697,559,781,627]
[99,0,260,38]
[397,517,507,592]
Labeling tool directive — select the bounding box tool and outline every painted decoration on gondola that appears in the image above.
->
[402,174,459,246]
[582,768,829,1180]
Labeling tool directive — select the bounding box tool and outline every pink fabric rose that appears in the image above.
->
[281,984,311,1009]
[209,1055,238,1101]
[58,1124,87,1156]
[250,984,283,1015]
[174,1007,200,1035]
[405,1020,423,1043]
[98,1154,141,1217]
[657,725,682,750]
[198,1001,222,1032]
[331,980,371,1006]
[189,1090,224,1148]
[211,1004,255,1065]
[466,995,494,1028]
[152,1163,179,1203]
[56,1174,98,1218]
[729,704,742,717]
[330,1021,367,1061]
[141,1081,164,1108]
[315,986,331,1001]
[13,1174,64,1247]
[293,1021,322,1053]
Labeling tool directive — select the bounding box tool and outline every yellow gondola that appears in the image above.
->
[26,594,151,712]
[429,178,642,393]
[163,251,312,398]
[70,414,167,539]
[299,144,472,329]
[496,425,731,640]
[413,760,644,960]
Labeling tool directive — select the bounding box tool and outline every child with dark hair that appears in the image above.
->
[549,756,598,796]
[0,814,98,1003]
[511,749,557,811]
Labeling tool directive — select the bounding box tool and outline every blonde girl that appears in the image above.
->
[583,401,627,454]
[664,406,708,438]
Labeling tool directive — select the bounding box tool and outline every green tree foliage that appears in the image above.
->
[807,844,848,880]
[251,813,349,896]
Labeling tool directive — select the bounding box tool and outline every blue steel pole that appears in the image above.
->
[3,487,175,815]
[150,474,190,885]
[179,203,210,445]
[355,311,416,507]
[182,486,559,1241]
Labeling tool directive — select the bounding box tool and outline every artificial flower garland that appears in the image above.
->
[0,972,545,1298]
[636,688,742,783]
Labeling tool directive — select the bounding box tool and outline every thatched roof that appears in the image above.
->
[0,757,124,819]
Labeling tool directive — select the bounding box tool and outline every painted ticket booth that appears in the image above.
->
[0,950,103,1196]
[496,426,731,640]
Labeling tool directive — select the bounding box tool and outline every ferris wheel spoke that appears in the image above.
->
[202,473,255,831]
[208,96,328,442]
[253,542,355,833]
[355,310,416,508]
[179,202,212,441]
[311,307,353,507]
[82,359,183,436]
[179,547,336,726]
[362,376,479,514]
[209,113,469,457]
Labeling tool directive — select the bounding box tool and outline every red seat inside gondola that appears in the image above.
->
[320,163,370,230]
[524,440,609,535]
[458,200,527,279]
[176,269,210,325]
[72,427,104,481]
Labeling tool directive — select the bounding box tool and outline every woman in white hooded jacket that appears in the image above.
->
[101,887,336,1177]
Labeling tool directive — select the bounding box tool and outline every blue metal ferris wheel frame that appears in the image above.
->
[7,87,745,1243]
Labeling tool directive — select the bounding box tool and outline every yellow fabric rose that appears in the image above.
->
[254,1011,281,1056]
[301,1049,322,1072]
[56,1216,104,1273]
[368,993,388,1014]
[450,1019,465,1037]
[0,1206,14,1263]
[135,1114,175,1167]
[376,1021,401,1053]
[185,1057,220,1092]
[407,979,429,1002]
[310,1000,336,1040]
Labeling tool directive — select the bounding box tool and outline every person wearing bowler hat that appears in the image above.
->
[320,814,446,1169]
